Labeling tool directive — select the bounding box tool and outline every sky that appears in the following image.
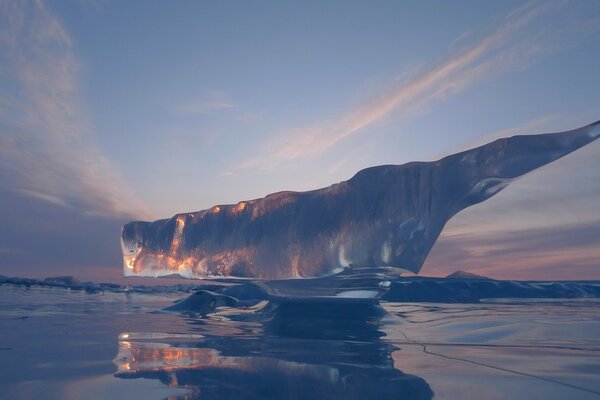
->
[0,0,599,283]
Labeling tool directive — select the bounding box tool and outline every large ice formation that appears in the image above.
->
[122,121,600,280]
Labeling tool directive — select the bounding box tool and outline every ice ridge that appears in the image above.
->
[121,121,600,280]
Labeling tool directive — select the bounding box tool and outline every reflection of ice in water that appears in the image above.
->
[113,302,434,399]
[114,343,342,387]
[1,286,599,399]
[114,300,600,399]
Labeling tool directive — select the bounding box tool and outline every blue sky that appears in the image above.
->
[1,0,599,282]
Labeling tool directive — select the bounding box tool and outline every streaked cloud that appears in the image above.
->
[425,220,600,280]
[423,126,600,280]
[0,247,21,255]
[0,0,151,219]
[173,95,235,115]
[236,1,599,171]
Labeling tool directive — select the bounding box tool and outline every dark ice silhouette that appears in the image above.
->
[121,121,600,281]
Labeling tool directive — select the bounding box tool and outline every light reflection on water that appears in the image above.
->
[114,302,434,399]
[112,299,600,400]
[1,286,600,399]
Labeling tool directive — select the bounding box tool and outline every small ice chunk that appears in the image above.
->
[336,290,379,298]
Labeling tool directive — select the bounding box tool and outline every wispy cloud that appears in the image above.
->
[425,220,600,280]
[174,99,235,114]
[235,0,599,171]
[423,123,600,280]
[173,94,235,115]
[0,0,151,219]
[0,247,21,255]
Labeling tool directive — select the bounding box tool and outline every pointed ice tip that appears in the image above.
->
[589,120,600,139]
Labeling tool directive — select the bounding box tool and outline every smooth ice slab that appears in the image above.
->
[121,121,600,280]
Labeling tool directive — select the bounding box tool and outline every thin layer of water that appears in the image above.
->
[1,285,598,399]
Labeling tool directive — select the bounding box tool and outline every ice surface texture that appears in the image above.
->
[122,121,600,280]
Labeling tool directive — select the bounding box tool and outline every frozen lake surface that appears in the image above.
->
[1,285,599,399]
